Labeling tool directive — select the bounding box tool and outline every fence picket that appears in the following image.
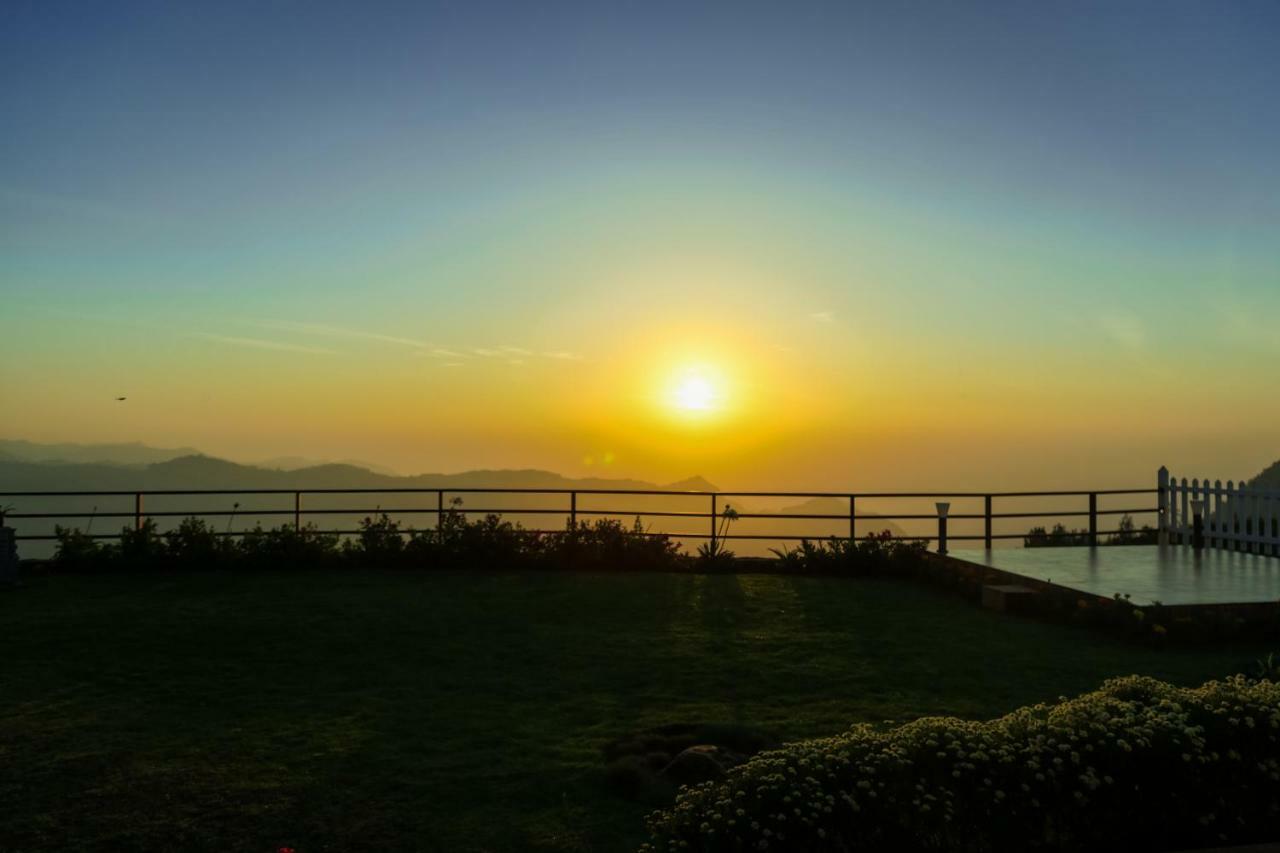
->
[1212,480,1224,548]
[1254,481,1264,555]
[1177,473,1187,540]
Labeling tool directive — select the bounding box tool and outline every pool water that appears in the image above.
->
[949,545,1280,606]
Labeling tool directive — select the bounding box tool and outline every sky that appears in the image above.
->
[2,1,1279,489]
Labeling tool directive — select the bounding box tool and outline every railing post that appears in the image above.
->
[294,491,301,532]
[437,489,444,530]
[1191,498,1205,551]
[1088,492,1097,547]
[570,490,577,529]
[984,495,993,550]
[848,495,856,542]
[935,502,950,555]
[134,492,144,531]
[1157,466,1169,546]
[710,493,717,551]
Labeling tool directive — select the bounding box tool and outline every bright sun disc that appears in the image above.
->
[666,367,725,416]
[674,376,715,411]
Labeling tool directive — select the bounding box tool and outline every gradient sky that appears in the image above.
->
[2,1,1279,489]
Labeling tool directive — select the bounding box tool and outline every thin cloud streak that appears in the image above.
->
[198,334,335,355]
[253,319,429,349]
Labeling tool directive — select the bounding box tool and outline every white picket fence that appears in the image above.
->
[1158,466,1280,556]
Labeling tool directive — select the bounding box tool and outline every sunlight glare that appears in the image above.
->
[667,367,725,416]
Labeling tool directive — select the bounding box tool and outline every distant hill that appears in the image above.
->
[0,452,723,496]
[0,439,200,467]
[255,456,402,477]
[0,452,912,555]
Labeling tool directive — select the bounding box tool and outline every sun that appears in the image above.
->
[666,366,726,417]
[674,375,715,411]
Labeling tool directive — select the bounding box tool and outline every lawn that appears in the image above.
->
[0,569,1270,852]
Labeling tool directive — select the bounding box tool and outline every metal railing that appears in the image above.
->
[0,486,1160,553]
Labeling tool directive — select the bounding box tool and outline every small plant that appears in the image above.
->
[695,505,738,571]
[768,544,806,572]
[1251,652,1280,681]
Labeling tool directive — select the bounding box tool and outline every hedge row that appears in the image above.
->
[642,675,1280,852]
[48,508,925,575]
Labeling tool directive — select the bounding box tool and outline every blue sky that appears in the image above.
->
[2,1,1278,485]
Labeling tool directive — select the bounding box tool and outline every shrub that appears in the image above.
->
[642,675,1280,853]
[549,518,683,573]
[52,525,106,570]
[117,519,167,569]
[238,523,341,570]
[164,517,233,568]
[345,513,407,565]
[1025,514,1158,548]
[771,530,927,577]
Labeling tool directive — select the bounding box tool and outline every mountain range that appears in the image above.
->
[0,440,905,554]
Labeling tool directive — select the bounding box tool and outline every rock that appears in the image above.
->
[659,744,747,785]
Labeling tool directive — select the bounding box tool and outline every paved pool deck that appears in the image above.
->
[949,545,1280,606]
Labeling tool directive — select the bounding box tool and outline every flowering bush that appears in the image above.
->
[642,675,1280,852]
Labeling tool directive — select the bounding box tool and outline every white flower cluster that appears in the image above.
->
[641,676,1280,852]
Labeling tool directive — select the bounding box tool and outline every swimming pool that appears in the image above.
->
[948,545,1280,606]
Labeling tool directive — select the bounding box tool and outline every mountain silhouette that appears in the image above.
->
[0,451,911,555]
[0,439,201,467]
[0,452,726,497]
[255,456,402,477]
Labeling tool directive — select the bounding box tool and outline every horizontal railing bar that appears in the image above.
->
[13,529,1152,543]
[988,508,1156,519]
[12,530,921,542]
[5,507,1160,522]
[0,487,1158,498]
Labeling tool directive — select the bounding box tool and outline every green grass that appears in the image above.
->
[0,569,1270,852]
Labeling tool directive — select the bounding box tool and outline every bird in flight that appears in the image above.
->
[115,397,127,402]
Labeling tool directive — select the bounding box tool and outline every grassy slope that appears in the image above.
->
[0,570,1269,852]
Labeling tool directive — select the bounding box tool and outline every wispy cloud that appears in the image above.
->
[253,319,429,349]
[198,334,335,355]
[424,344,585,363]
[809,310,835,324]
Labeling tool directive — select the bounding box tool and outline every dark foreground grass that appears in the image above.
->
[0,569,1270,853]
